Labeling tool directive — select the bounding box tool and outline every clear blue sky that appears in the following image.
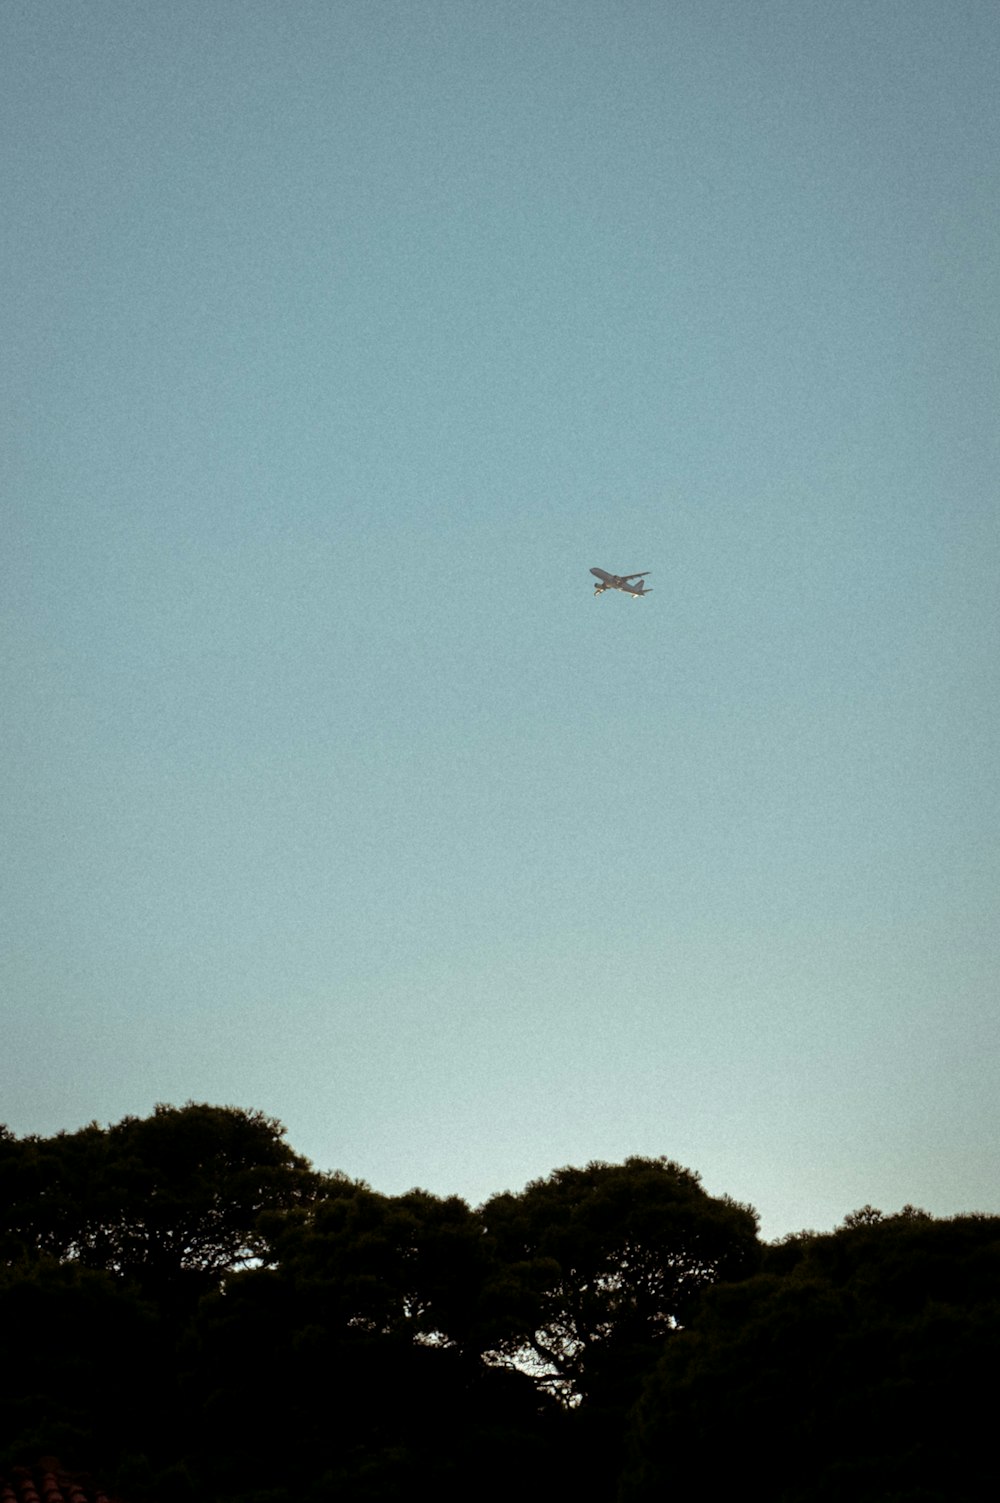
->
[3,1,998,1240]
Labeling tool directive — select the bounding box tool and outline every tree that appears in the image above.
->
[0,1103,321,1301]
[621,1210,1000,1503]
[480,1157,760,1407]
[260,1177,493,1348]
[0,1257,192,1497]
[190,1180,559,1502]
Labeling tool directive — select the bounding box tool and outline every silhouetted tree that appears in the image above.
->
[0,1104,321,1305]
[21,1112,988,1503]
[478,1157,761,1501]
[190,1179,558,1502]
[0,1258,182,1495]
[260,1177,492,1347]
[480,1156,760,1405]
[620,1209,1000,1503]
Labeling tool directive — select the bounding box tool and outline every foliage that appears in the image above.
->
[187,1182,559,1503]
[0,1258,174,1489]
[477,1156,761,1501]
[6,1105,993,1503]
[620,1209,1000,1503]
[258,1178,493,1349]
[0,1103,320,1300]
[480,1155,760,1405]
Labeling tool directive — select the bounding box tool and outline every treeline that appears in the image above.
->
[1,1104,997,1502]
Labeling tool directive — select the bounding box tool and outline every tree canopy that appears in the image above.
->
[480,1156,760,1405]
[0,1103,320,1298]
[620,1207,1000,1503]
[3,1108,996,1503]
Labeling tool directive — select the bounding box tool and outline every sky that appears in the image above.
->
[2,0,998,1242]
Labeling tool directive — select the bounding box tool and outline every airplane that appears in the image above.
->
[590,567,652,598]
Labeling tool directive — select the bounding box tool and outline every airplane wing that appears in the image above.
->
[622,570,650,578]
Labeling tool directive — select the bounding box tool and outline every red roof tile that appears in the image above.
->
[0,1465,120,1503]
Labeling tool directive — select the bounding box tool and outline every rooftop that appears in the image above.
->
[0,1464,112,1503]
